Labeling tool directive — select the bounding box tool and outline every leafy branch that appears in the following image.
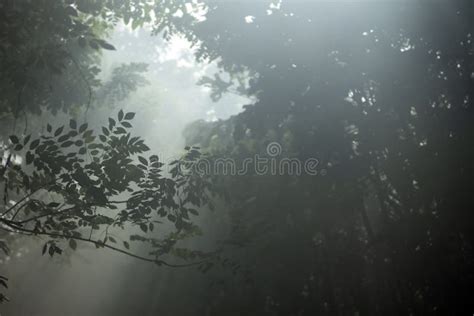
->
[0,111,217,299]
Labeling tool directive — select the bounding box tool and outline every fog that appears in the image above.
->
[0,1,472,315]
[1,26,249,315]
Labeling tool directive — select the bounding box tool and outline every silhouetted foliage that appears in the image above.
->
[181,1,474,314]
[1,0,473,314]
[0,0,210,303]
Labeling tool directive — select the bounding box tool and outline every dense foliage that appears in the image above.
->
[0,0,473,314]
[181,1,474,314]
[0,0,210,304]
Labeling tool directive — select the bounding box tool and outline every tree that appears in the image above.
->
[0,0,212,303]
[0,0,198,118]
[179,0,474,314]
[1,0,473,313]
[0,110,216,301]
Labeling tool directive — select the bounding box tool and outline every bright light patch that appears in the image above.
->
[157,35,196,65]
[206,109,218,122]
[245,16,255,23]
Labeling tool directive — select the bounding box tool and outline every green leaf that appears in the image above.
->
[58,135,70,142]
[132,18,140,30]
[108,118,116,129]
[121,121,132,128]
[23,134,31,145]
[123,241,130,249]
[138,156,148,166]
[79,123,88,133]
[42,244,47,255]
[69,239,77,250]
[124,112,135,120]
[9,135,19,144]
[54,126,64,137]
[115,127,126,134]
[99,41,116,50]
[26,151,34,165]
[139,224,148,233]
[61,141,74,148]
[118,110,124,121]
[96,39,115,50]
[89,40,99,50]
[69,119,77,129]
[30,139,40,150]
[102,127,109,136]
[83,130,93,138]
[47,124,52,133]
[124,13,130,25]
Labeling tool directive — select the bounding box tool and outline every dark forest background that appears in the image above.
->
[0,0,473,315]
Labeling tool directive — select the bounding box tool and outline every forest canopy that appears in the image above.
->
[0,0,473,315]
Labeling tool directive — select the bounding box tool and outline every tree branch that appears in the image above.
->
[0,218,208,268]
[17,203,69,224]
[1,182,54,217]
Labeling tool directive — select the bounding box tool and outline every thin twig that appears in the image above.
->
[0,220,208,268]
[1,181,53,217]
[18,203,69,224]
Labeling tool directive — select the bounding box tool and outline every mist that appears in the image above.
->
[0,1,473,315]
